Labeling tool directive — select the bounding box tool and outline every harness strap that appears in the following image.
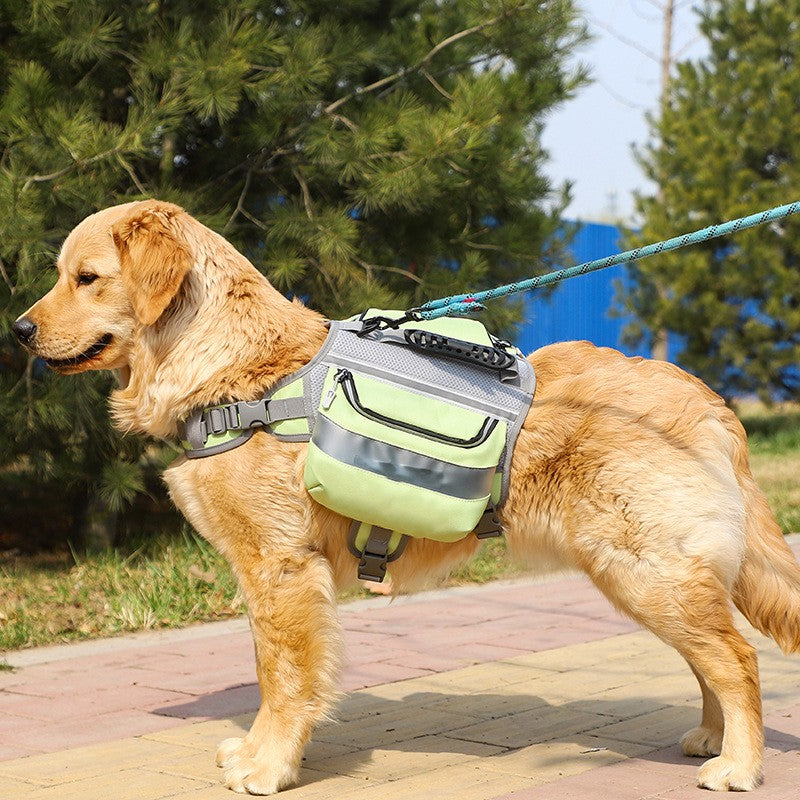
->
[183,395,308,456]
[347,521,409,583]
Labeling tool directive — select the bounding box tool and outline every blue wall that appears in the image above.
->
[516,221,681,362]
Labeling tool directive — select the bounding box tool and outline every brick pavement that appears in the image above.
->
[0,537,799,798]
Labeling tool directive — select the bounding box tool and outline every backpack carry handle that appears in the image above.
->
[402,328,517,372]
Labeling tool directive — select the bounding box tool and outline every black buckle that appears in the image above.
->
[358,311,420,337]
[474,502,502,539]
[347,524,409,583]
[359,550,389,583]
[358,527,392,582]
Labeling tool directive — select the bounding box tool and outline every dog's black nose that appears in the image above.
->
[12,317,37,345]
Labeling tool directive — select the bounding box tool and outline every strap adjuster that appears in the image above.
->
[237,400,270,429]
[348,522,408,583]
[474,501,502,539]
[207,407,227,435]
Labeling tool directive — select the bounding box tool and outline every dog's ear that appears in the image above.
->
[112,200,193,326]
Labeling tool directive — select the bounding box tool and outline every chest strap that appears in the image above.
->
[182,395,308,458]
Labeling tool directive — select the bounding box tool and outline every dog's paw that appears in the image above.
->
[681,726,723,757]
[224,759,299,796]
[697,756,763,792]
[216,737,247,769]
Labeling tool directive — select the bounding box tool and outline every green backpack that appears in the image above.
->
[182,310,536,581]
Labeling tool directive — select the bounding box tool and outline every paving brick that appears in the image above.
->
[142,717,252,750]
[447,705,613,749]
[444,641,537,661]
[564,673,700,720]
[370,648,467,673]
[591,705,698,749]
[314,705,479,748]
[310,733,503,780]
[422,687,553,720]
[477,734,652,780]
[8,709,180,753]
[0,711,48,736]
[152,683,260,720]
[0,737,201,786]
[365,659,553,697]
[0,742,44,761]
[340,661,434,691]
[151,748,225,784]
[344,760,540,800]
[22,767,210,800]
[131,669,256,695]
[0,672,27,691]
[7,685,194,722]
[0,773,40,796]
[491,747,698,800]
[501,631,657,672]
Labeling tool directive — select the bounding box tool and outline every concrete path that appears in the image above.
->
[1,539,799,799]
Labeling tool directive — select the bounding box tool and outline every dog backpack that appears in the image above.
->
[182,310,536,581]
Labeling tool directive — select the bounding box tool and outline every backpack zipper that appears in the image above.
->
[329,368,498,448]
[322,368,349,410]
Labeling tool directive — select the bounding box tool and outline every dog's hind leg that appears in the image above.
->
[589,559,763,791]
[680,664,724,758]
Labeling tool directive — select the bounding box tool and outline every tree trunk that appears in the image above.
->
[651,0,674,362]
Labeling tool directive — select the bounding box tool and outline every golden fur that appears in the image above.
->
[17,200,800,794]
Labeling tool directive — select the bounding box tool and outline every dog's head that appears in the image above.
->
[13,199,192,375]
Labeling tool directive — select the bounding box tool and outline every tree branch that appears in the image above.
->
[292,167,314,219]
[588,16,659,62]
[323,5,526,114]
[118,155,147,194]
[0,253,14,294]
[241,208,269,230]
[356,257,424,285]
[22,148,124,191]
[223,168,253,233]
[422,67,454,101]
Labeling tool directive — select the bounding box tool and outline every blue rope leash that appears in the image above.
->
[412,201,800,320]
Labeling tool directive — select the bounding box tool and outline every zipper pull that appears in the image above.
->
[322,369,349,410]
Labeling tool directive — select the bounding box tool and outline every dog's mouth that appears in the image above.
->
[44,334,114,370]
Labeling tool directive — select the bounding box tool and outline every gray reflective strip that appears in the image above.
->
[312,415,495,500]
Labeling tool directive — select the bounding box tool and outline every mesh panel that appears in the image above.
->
[307,363,328,408]
[330,329,530,415]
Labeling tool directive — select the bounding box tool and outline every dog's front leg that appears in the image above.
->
[217,547,343,795]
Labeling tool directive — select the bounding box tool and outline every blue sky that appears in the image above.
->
[542,0,707,223]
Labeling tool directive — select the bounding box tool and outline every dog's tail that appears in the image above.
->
[732,476,800,654]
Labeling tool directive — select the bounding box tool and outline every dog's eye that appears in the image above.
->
[77,273,98,286]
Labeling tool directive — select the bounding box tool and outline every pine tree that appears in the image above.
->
[0,0,587,548]
[624,0,800,401]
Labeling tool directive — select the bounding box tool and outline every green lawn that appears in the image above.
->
[739,402,800,535]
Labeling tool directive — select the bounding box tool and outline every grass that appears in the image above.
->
[0,530,242,651]
[1,402,797,652]
[739,402,800,535]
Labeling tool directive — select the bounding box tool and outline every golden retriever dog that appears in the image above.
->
[14,199,800,794]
